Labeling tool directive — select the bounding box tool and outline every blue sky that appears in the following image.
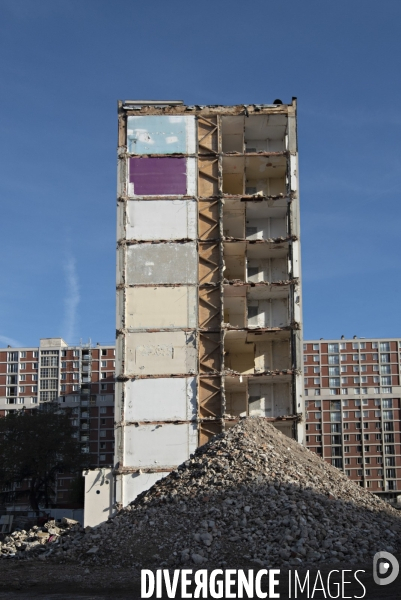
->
[1,0,401,347]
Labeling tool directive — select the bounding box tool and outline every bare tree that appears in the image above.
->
[0,405,86,513]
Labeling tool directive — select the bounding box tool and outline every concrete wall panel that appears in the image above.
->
[126,243,197,285]
[83,469,115,527]
[126,200,197,240]
[123,422,198,467]
[121,472,169,507]
[274,422,294,439]
[289,155,298,192]
[127,115,196,155]
[126,286,197,329]
[246,217,287,240]
[125,331,197,375]
[254,340,290,372]
[247,257,288,283]
[124,377,196,421]
[248,382,292,417]
[248,299,289,328]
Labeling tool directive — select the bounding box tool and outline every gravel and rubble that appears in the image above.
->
[0,517,81,559]
[2,418,401,571]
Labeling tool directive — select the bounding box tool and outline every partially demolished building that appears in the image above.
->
[114,99,304,505]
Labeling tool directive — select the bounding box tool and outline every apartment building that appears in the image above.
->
[113,98,303,506]
[304,337,401,499]
[3,333,400,511]
[0,338,115,507]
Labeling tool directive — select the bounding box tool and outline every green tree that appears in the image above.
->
[0,406,87,513]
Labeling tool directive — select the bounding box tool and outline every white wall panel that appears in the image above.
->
[121,472,169,507]
[124,377,196,421]
[126,200,197,241]
[83,469,115,527]
[123,422,198,467]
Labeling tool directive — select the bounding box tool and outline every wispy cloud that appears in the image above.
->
[63,254,80,344]
[0,335,24,347]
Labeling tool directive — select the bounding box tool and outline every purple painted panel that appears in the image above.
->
[129,157,187,195]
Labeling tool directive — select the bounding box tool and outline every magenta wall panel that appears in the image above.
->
[129,157,187,196]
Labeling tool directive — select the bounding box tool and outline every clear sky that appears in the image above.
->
[1,0,401,347]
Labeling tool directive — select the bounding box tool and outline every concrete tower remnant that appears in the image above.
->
[114,99,304,506]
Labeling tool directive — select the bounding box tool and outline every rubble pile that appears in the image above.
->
[0,517,82,559]
[3,419,401,569]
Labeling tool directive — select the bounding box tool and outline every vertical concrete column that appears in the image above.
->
[287,100,304,443]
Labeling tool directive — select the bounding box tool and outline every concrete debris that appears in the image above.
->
[3,419,401,569]
[0,518,81,559]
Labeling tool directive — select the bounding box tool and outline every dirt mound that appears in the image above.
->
[6,419,401,569]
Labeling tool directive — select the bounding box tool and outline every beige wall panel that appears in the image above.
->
[222,134,243,153]
[199,421,221,446]
[224,254,246,281]
[199,199,219,240]
[125,331,197,375]
[223,173,243,195]
[227,352,254,374]
[273,422,294,439]
[198,116,218,153]
[199,242,220,284]
[199,333,221,374]
[199,288,221,330]
[198,158,218,197]
[199,377,221,418]
[269,177,286,196]
[224,296,246,328]
[226,392,247,417]
[126,287,197,329]
[223,211,245,238]
[254,342,271,373]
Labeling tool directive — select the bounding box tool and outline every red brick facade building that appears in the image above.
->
[0,338,114,507]
[2,336,400,508]
[304,338,401,500]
